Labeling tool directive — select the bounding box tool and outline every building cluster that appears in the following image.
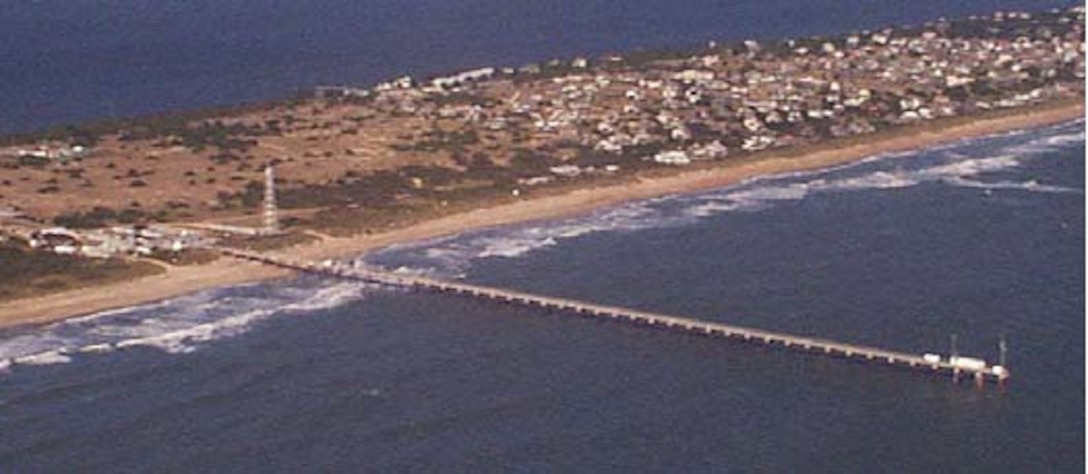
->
[338,7,1083,179]
[15,225,214,259]
[5,144,88,164]
[0,163,282,260]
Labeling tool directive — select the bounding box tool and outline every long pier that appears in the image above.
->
[222,248,1009,385]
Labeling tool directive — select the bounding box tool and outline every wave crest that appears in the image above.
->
[369,121,1083,275]
[0,280,369,374]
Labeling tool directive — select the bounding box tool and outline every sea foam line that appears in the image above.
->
[0,280,371,374]
[368,122,1084,275]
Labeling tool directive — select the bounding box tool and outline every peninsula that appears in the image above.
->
[0,7,1084,328]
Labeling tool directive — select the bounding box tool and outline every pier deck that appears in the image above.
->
[222,248,1009,384]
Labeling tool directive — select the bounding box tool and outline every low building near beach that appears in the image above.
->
[650,150,692,166]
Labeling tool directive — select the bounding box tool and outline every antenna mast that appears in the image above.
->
[999,334,1007,367]
[264,164,280,234]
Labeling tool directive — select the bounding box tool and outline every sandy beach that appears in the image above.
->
[0,102,1082,329]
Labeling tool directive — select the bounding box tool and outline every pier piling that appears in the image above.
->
[218,248,1009,386]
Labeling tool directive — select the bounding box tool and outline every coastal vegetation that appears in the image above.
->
[0,240,163,301]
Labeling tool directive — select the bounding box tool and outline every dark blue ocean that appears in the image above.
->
[0,120,1083,471]
[0,0,1079,134]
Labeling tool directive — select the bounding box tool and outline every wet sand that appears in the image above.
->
[0,102,1082,329]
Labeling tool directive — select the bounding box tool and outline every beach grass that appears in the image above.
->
[0,241,164,302]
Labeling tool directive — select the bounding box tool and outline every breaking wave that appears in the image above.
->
[368,120,1084,276]
[13,349,72,366]
[941,177,1081,194]
[0,279,370,374]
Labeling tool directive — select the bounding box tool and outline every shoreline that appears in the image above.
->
[0,102,1082,330]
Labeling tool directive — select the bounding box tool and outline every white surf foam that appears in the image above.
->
[943,177,1082,194]
[13,349,72,366]
[726,184,811,202]
[826,171,919,190]
[685,200,746,218]
[281,282,368,313]
[479,236,558,258]
[108,282,367,354]
[78,343,115,354]
[1006,127,1086,155]
[368,200,688,276]
[923,155,1022,178]
[112,306,278,354]
[0,278,373,373]
[61,299,174,325]
[371,121,1083,276]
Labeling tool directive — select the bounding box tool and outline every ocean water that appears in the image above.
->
[0,120,1082,471]
[0,0,1079,134]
